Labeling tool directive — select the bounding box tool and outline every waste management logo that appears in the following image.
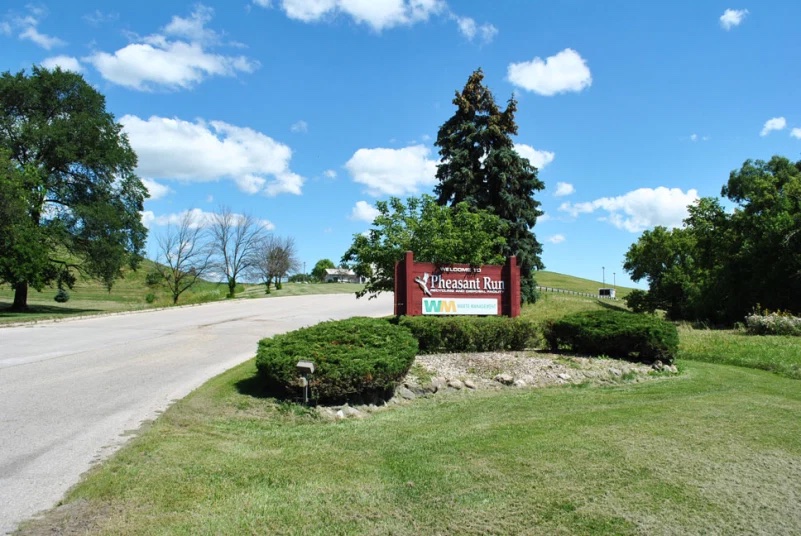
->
[422,298,499,315]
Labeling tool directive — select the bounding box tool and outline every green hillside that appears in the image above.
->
[536,270,634,298]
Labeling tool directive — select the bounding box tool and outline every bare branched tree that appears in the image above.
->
[251,235,300,292]
[155,211,212,304]
[209,206,268,298]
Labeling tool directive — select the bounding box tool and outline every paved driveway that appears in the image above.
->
[0,293,393,534]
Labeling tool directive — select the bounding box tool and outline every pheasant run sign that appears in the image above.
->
[394,251,521,317]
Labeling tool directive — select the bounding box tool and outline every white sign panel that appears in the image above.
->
[422,298,499,315]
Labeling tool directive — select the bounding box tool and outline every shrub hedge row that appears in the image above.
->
[396,315,538,354]
[544,310,678,364]
[256,317,418,405]
[745,312,801,336]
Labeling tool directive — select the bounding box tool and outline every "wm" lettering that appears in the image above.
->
[423,299,456,313]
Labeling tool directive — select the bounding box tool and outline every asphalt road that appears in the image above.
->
[0,292,394,534]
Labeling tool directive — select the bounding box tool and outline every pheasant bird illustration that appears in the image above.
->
[414,273,433,296]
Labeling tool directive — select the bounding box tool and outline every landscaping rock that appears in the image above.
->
[339,405,358,417]
[398,387,417,400]
[315,352,670,422]
[404,381,429,396]
[448,379,464,390]
[494,373,514,385]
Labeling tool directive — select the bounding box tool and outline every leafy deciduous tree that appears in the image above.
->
[435,68,545,303]
[311,258,335,282]
[624,156,801,324]
[342,195,507,299]
[0,67,148,310]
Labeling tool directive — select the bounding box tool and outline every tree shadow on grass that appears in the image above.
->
[0,302,101,319]
[595,299,631,313]
[234,374,283,400]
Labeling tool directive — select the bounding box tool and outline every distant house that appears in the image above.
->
[324,268,364,283]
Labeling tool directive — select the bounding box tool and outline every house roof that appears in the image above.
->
[324,268,357,276]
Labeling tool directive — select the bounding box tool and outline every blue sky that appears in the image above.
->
[3,1,800,288]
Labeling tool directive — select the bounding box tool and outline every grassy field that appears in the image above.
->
[0,261,364,324]
[536,270,634,299]
[678,326,801,380]
[21,359,801,535]
[17,288,801,535]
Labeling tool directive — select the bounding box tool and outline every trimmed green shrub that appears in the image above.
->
[256,317,418,404]
[54,288,70,303]
[145,293,156,304]
[544,310,678,364]
[397,316,538,354]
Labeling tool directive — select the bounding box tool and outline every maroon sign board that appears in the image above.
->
[394,251,521,317]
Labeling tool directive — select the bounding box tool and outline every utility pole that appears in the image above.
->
[613,272,616,289]
[602,266,605,287]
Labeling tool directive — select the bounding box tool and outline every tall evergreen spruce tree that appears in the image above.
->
[435,69,545,303]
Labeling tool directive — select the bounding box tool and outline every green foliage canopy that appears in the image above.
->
[341,195,507,299]
[434,69,545,303]
[0,67,147,309]
[624,155,801,323]
[311,258,335,281]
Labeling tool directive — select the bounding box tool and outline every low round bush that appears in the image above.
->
[54,288,70,303]
[256,317,418,405]
[544,310,678,364]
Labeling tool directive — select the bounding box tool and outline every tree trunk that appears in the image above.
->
[12,281,28,311]
[227,277,236,298]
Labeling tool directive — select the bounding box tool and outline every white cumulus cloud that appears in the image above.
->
[507,48,592,96]
[121,115,304,196]
[141,208,274,230]
[269,0,445,31]
[720,8,748,30]
[546,234,565,244]
[141,178,172,200]
[84,6,257,91]
[346,144,437,196]
[514,143,555,170]
[258,1,494,42]
[350,200,381,222]
[454,16,497,43]
[40,55,82,72]
[760,117,786,136]
[554,182,575,197]
[791,128,801,139]
[323,169,337,179]
[558,187,699,233]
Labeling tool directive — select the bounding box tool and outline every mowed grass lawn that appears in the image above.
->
[19,292,801,535]
[24,360,801,535]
